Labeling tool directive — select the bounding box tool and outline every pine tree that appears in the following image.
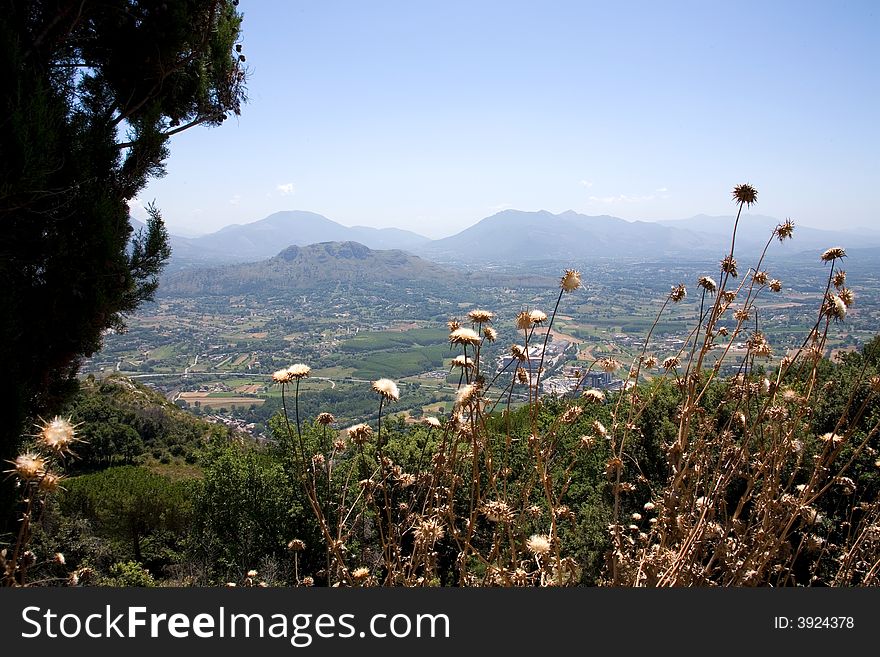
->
[0,0,247,521]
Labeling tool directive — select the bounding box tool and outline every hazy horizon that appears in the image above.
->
[131,1,878,240]
[153,207,880,242]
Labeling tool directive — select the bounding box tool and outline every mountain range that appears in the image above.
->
[143,208,880,268]
[164,211,429,264]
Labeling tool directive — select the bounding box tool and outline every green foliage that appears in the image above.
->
[189,439,313,582]
[103,561,156,588]
[63,375,228,467]
[60,466,193,573]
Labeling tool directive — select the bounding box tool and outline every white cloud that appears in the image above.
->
[588,194,656,204]
[125,197,150,221]
[229,194,241,206]
[580,180,594,189]
[276,182,295,196]
[655,187,668,193]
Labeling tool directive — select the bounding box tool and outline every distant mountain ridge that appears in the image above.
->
[417,209,713,261]
[168,211,430,264]
[142,208,880,267]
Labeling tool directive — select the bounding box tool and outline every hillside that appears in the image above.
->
[64,375,233,467]
[162,240,460,295]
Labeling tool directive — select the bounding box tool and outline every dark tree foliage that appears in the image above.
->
[0,0,247,519]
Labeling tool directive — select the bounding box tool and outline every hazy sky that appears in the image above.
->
[131,0,879,239]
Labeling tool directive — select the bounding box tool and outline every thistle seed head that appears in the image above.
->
[732,183,758,207]
[372,378,400,401]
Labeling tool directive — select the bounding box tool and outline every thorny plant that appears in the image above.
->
[2,417,83,587]
[271,183,879,587]
[604,185,879,586]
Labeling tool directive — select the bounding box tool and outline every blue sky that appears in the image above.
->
[132,0,879,239]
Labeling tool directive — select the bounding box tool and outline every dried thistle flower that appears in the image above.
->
[450,355,474,369]
[732,183,758,206]
[529,310,548,324]
[372,378,400,401]
[662,356,680,370]
[511,344,527,361]
[53,552,66,565]
[449,327,481,346]
[720,256,738,278]
[669,284,687,303]
[597,357,621,373]
[592,420,608,438]
[483,326,498,342]
[582,389,605,403]
[7,452,45,481]
[481,500,515,523]
[288,539,306,551]
[753,270,769,285]
[827,294,847,321]
[833,476,856,496]
[414,518,445,544]
[516,367,529,384]
[832,270,847,288]
[698,276,717,294]
[316,412,335,425]
[579,435,596,449]
[272,368,293,384]
[302,576,314,587]
[447,319,461,331]
[467,309,494,323]
[526,534,552,556]
[287,363,311,379]
[352,567,370,581]
[838,288,854,307]
[821,247,846,262]
[775,219,795,241]
[560,269,582,292]
[455,382,480,407]
[421,416,442,428]
[38,471,63,493]
[642,355,657,369]
[560,405,583,424]
[769,279,782,292]
[605,457,623,477]
[347,423,373,446]
[515,311,532,331]
[819,432,844,446]
[38,416,79,456]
